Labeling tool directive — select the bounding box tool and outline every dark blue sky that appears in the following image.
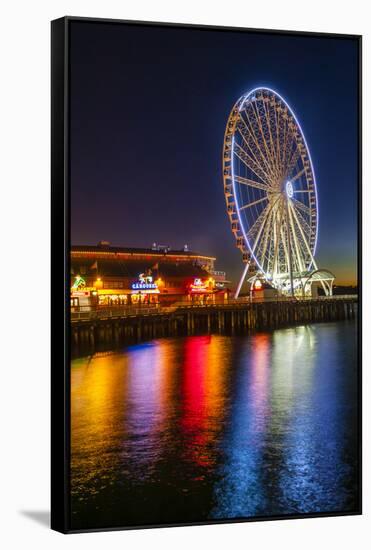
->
[70,21,359,285]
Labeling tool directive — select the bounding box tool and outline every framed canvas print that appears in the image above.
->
[51,16,362,533]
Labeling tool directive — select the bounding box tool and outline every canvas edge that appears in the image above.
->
[51,16,70,534]
[50,16,362,534]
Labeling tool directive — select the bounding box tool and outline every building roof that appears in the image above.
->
[71,257,210,279]
[71,244,215,261]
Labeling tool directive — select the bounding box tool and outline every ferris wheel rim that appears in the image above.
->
[226,86,319,281]
[238,86,319,261]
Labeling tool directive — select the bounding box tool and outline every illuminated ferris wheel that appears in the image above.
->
[223,87,334,298]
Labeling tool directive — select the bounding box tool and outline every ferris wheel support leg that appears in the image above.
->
[235,261,250,299]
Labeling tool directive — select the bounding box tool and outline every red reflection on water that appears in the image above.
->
[249,333,270,433]
[181,336,208,431]
[180,335,226,469]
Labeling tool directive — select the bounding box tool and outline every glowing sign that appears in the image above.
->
[132,273,158,291]
[71,290,89,297]
[190,278,208,293]
[139,273,152,283]
[132,282,158,290]
[253,279,263,290]
[72,275,86,290]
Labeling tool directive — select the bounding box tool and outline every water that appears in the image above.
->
[71,321,359,530]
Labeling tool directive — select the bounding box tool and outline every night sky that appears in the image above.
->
[70,21,359,285]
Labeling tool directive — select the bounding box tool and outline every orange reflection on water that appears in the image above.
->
[71,342,179,495]
[71,352,131,498]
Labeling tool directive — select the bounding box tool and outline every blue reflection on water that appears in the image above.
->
[277,323,358,514]
[211,323,358,518]
[212,333,271,517]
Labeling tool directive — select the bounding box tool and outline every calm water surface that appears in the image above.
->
[71,321,359,530]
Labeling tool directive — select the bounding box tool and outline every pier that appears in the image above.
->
[70,296,358,356]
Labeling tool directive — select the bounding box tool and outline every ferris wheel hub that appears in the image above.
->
[286,180,294,198]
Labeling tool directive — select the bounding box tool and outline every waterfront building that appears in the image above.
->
[70,241,230,309]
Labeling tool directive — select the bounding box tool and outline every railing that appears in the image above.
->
[232,294,358,304]
[71,304,161,321]
[70,294,358,322]
[168,295,358,308]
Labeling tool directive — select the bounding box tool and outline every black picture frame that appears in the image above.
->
[51,16,362,534]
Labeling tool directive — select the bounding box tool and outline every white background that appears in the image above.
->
[0,0,369,547]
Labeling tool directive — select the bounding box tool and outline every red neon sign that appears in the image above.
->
[190,278,208,293]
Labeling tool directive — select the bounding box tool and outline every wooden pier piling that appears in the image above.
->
[71,297,358,357]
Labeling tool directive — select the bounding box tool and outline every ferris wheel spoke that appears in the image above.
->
[271,208,282,278]
[280,114,290,177]
[295,226,313,271]
[258,207,274,269]
[289,167,307,184]
[282,123,297,178]
[253,100,277,173]
[250,102,280,183]
[252,197,282,269]
[290,197,312,217]
[289,201,317,269]
[297,232,311,268]
[239,113,278,183]
[239,196,268,211]
[279,218,291,276]
[281,199,297,277]
[267,224,277,276]
[287,203,306,273]
[291,204,312,240]
[285,146,302,180]
[253,195,281,269]
[248,203,273,257]
[234,144,275,187]
[277,115,286,175]
[273,100,283,178]
[236,125,264,170]
[262,98,281,179]
[236,127,277,186]
[246,203,271,241]
[283,203,296,275]
[234,175,271,192]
